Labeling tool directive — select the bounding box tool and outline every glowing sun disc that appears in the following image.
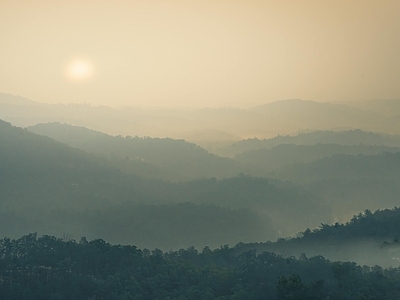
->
[67,59,93,80]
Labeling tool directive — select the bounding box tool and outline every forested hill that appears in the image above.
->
[0,119,140,210]
[234,143,400,171]
[134,176,331,236]
[217,129,400,157]
[281,151,400,182]
[0,119,272,248]
[242,207,400,268]
[2,232,400,299]
[0,119,330,248]
[272,151,400,220]
[28,122,241,181]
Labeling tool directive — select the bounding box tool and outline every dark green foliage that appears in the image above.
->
[0,203,275,251]
[241,208,400,268]
[276,274,324,300]
[2,234,400,299]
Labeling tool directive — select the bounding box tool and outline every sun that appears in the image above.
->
[66,59,93,81]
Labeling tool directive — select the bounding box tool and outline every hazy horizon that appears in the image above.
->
[0,91,382,109]
[1,0,399,108]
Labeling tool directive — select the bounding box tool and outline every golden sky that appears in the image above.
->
[1,0,399,107]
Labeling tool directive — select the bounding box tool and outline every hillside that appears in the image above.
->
[243,207,400,268]
[0,119,278,248]
[27,122,241,181]
[217,129,400,157]
[234,143,400,172]
[269,151,400,220]
[3,231,400,300]
[1,119,333,248]
[134,175,332,236]
[281,152,400,182]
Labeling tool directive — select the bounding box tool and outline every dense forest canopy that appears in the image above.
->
[2,232,400,299]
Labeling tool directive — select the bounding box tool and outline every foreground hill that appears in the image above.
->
[2,230,400,299]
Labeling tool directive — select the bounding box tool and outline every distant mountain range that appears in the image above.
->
[2,93,400,150]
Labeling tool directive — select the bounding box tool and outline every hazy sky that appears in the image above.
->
[1,0,399,108]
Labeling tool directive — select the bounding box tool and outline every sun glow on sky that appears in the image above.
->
[67,60,93,81]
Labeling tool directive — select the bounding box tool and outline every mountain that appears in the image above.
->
[27,122,242,181]
[271,152,400,222]
[25,121,400,239]
[3,231,400,300]
[234,143,400,172]
[0,119,277,248]
[250,99,377,128]
[217,129,400,157]
[282,152,400,182]
[1,119,334,248]
[0,93,40,105]
[134,175,332,237]
[3,93,400,150]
